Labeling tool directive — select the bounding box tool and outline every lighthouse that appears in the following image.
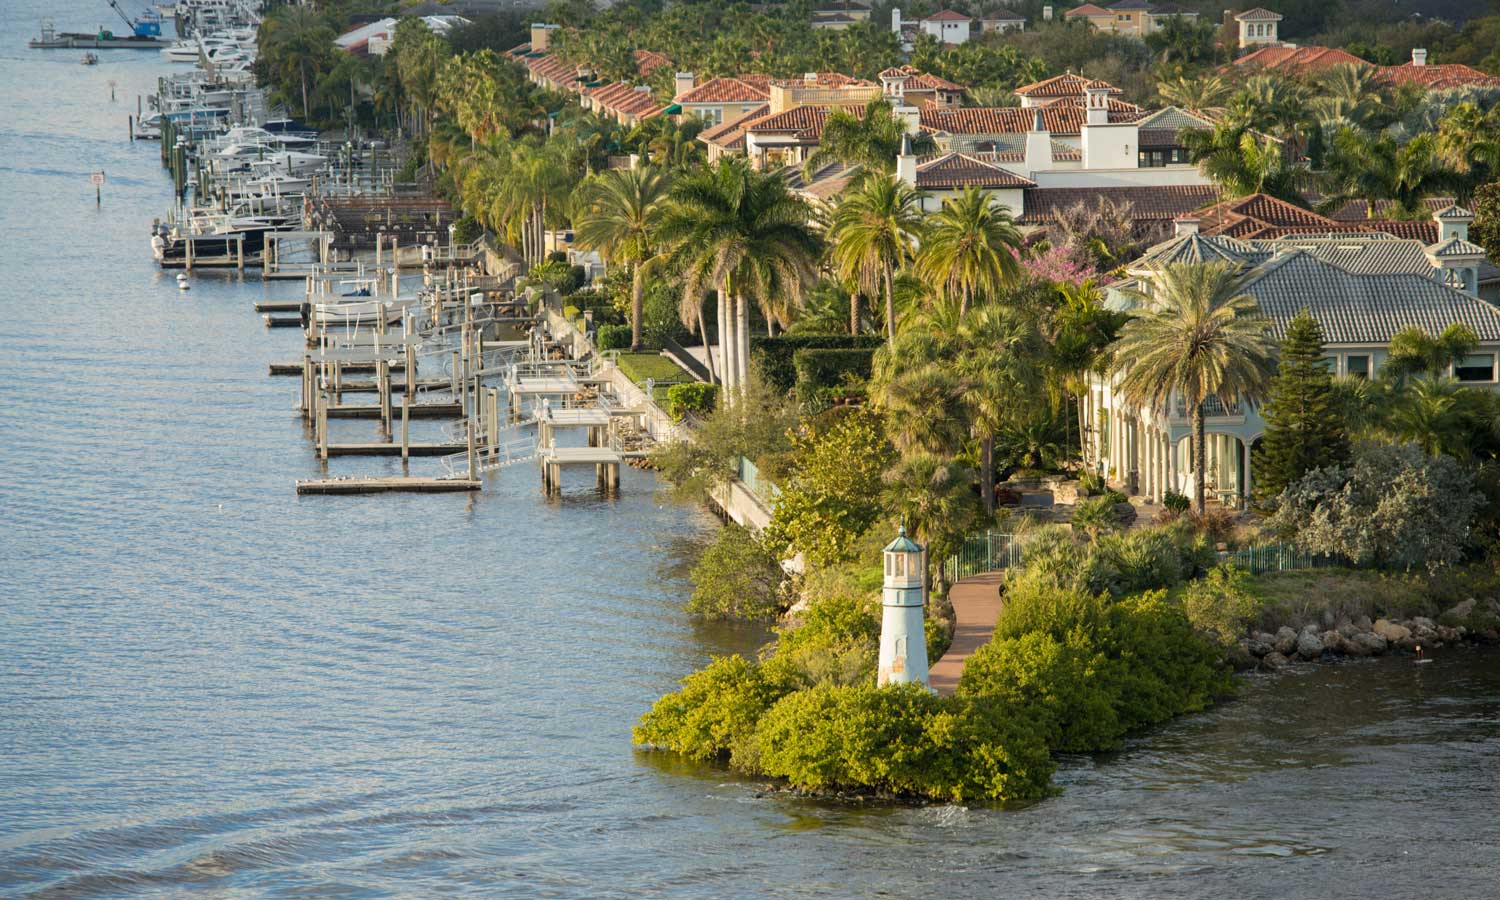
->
[877,525,929,688]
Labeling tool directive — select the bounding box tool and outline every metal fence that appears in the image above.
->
[1215,542,1350,576]
[943,531,1025,584]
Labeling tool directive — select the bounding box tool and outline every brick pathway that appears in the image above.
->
[928,571,1006,696]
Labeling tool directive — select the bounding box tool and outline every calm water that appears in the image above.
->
[3,13,1499,899]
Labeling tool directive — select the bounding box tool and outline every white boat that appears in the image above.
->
[313,296,418,327]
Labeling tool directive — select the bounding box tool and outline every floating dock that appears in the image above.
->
[296,476,481,495]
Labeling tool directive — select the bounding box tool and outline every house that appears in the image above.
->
[896,139,1037,213]
[1063,3,1115,31]
[977,10,1026,34]
[334,15,469,56]
[1235,46,1500,91]
[1013,72,1123,108]
[890,8,976,47]
[878,65,967,109]
[812,1,872,29]
[673,75,773,126]
[1064,2,1197,36]
[1234,7,1283,50]
[582,81,666,127]
[1085,209,1499,503]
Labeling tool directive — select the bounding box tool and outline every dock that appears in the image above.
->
[296,476,481,495]
[323,442,466,457]
[325,402,460,419]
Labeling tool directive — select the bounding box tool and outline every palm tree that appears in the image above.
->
[1384,324,1479,381]
[1113,262,1277,513]
[801,98,933,184]
[1311,63,1384,129]
[259,5,335,121]
[1181,124,1308,202]
[1387,376,1466,457]
[572,167,672,350]
[1435,102,1500,202]
[656,159,821,397]
[913,187,1022,316]
[826,175,924,346]
[956,305,1044,515]
[1156,74,1229,110]
[1321,129,1455,219]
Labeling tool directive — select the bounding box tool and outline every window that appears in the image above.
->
[1318,356,1336,373]
[1345,354,1370,379]
[1456,353,1495,382]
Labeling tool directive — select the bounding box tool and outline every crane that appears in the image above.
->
[105,0,162,38]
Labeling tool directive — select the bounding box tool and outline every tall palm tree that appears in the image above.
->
[913,187,1022,316]
[656,159,821,397]
[1387,376,1466,458]
[956,305,1044,515]
[826,175,924,346]
[1383,323,1479,381]
[1113,262,1277,513]
[259,5,335,121]
[1156,74,1229,110]
[1321,129,1455,219]
[1181,124,1308,202]
[801,98,933,184]
[571,167,672,350]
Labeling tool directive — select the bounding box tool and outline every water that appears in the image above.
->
[2,14,1498,899]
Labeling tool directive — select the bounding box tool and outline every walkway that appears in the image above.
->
[928,571,1005,696]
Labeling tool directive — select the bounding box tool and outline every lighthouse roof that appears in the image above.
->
[884,528,922,553]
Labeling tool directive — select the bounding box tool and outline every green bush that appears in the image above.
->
[596,324,631,351]
[1071,495,1122,540]
[792,348,876,398]
[615,353,689,387]
[688,524,784,621]
[633,655,804,767]
[1181,564,1262,646]
[1162,490,1191,514]
[750,335,884,393]
[666,382,718,420]
[1093,524,1214,596]
[1078,471,1106,496]
[957,631,1120,752]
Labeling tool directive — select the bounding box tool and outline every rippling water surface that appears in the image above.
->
[2,9,1499,898]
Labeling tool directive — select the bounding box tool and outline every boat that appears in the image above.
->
[81,52,99,64]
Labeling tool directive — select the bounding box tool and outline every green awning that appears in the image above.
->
[662,103,682,115]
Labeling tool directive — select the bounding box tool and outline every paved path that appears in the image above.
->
[929,571,1005,696]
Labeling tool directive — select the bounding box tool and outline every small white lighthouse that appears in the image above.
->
[877,525,929,688]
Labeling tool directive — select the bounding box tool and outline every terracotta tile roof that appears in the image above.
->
[1235,6,1282,18]
[585,81,665,120]
[524,52,584,93]
[914,152,1035,189]
[1380,63,1500,90]
[698,104,769,149]
[924,9,973,21]
[1329,197,1455,221]
[1013,72,1122,98]
[1359,220,1438,242]
[1064,3,1111,16]
[676,77,772,105]
[879,64,966,92]
[982,9,1025,20]
[1193,193,1448,242]
[1017,185,1219,225]
[633,49,672,78]
[744,104,865,141]
[920,101,1141,136]
[1234,46,1366,73]
[1109,1,1154,9]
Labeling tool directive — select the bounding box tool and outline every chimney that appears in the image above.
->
[1043,5,1053,21]
[1412,48,1428,67]
[896,133,918,188]
[1024,108,1051,173]
[1433,205,1472,242]
[674,72,695,100]
[892,7,902,34]
[1174,217,1200,238]
[893,103,921,135]
[530,23,554,52]
[1084,85,1109,125]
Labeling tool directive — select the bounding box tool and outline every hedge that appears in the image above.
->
[793,347,875,398]
[667,382,718,420]
[616,353,690,386]
[597,324,632,351]
[750,335,884,392]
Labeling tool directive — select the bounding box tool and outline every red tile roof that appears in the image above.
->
[1193,193,1444,241]
[633,49,673,78]
[1233,46,1366,73]
[676,77,772,105]
[921,100,1142,136]
[698,104,770,149]
[1235,46,1500,90]
[1013,72,1123,98]
[915,153,1035,189]
[1064,3,1111,16]
[879,64,967,93]
[1381,63,1500,90]
[744,104,850,140]
[1329,197,1455,221]
[585,81,665,120]
[923,9,973,21]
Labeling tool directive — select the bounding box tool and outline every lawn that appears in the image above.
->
[615,353,692,404]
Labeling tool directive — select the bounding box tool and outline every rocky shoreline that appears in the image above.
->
[1238,598,1500,670]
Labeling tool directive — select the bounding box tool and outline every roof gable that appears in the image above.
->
[914,152,1035,189]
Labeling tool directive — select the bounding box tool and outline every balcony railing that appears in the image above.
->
[1173,396,1243,418]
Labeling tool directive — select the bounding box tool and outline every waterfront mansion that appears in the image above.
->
[1083,206,1499,507]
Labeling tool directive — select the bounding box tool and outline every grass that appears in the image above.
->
[616,353,691,390]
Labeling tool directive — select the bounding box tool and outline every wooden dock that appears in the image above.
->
[324,442,466,457]
[296,476,481,495]
[255,300,304,313]
[264,315,302,328]
[270,361,408,376]
[325,402,461,419]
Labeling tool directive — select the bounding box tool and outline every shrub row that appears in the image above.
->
[792,348,876,399]
[750,335,884,393]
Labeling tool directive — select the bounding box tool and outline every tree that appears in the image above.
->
[1181,123,1308,202]
[763,409,897,566]
[688,524,784,621]
[826,176,924,347]
[1253,311,1351,504]
[1383,323,1479,381]
[802,98,934,184]
[571,167,671,350]
[1113,263,1278,513]
[956,305,1044,515]
[258,5,335,121]
[1469,181,1500,259]
[913,187,1023,317]
[1270,442,1481,573]
[657,159,821,398]
[1156,74,1229,110]
[1321,129,1455,219]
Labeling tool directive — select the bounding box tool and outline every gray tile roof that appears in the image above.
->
[1428,237,1488,258]
[1432,203,1474,220]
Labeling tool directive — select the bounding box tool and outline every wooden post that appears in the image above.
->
[467,413,477,481]
[378,360,391,437]
[236,234,244,273]
[185,236,193,272]
[451,350,461,410]
[401,391,410,462]
[317,392,328,460]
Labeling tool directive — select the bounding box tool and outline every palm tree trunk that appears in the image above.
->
[960,284,970,318]
[697,302,717,386]
[300,61,309,120]
[981,433,995,517]
[883,264,896,347]
[850,290,859,336]
[1192,400,1207,514]
[736,293,750,390]
[717,289,733,397]
[630,264,644,351]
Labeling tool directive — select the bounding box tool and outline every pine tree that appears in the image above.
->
[1253,311,1351,504]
